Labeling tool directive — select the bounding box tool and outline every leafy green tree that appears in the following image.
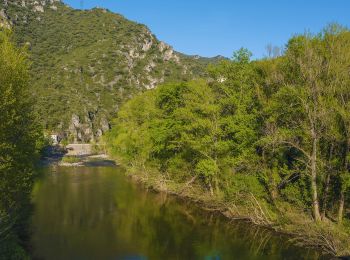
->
[0,30,42,257]
[208,48,260,173]
[105,90,156,169]
[259,26,350,223]
[319,25,350,222]
[164,80,222,194]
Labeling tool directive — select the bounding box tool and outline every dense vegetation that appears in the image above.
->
[0,0,221,142]
[0,31,42,259]
[106,25,350,256]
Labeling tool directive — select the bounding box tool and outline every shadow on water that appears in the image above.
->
[81,159,116,167]
[30,167,326,260]
[39,146,66,167]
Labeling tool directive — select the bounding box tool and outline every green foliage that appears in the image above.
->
[107,25,350,233]
[225,173,266,200]
[0,30,41,258]
[232,47,252,63]
[0,235,29,260]
[257,24,350,222]
[107,66,260,195]
[195,159,219,184]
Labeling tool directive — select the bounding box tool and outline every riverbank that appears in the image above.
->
[40,145,116,167]
[59,154,116,167]
[110,159,350,258]
[41,147,350,257]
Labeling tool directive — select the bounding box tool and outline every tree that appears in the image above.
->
[261,34,332,221]
[0,31,42,257]
[320,25,350,223]
[208,48,260,173]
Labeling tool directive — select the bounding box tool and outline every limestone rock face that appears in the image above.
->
[0,9,11,28]
[158,41,180,62]
[0,0,60,28]
[33,5,44,12]
[65,112,114,143]
[142,38,153,52]
[6,0,60,11]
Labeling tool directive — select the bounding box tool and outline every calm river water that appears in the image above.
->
[30,166,324,260]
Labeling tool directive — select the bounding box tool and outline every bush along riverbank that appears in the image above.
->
[0,31,44,259]
[105,25,350,257]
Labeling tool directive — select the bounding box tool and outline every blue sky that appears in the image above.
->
[63,0,350,59]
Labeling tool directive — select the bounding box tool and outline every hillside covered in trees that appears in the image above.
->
[0,0,221,142]
[106,25,350,256]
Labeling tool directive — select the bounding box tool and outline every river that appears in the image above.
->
[30,166,324,260]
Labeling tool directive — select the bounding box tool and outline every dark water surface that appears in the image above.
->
[31,167,324,260]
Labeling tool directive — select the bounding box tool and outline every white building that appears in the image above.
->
[50,134,59,145]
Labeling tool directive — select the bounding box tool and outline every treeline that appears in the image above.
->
[106,24,350,252]
[0,31,43,258]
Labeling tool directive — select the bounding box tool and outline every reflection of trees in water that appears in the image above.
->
[31,167,320,259]
[197,214,320,260]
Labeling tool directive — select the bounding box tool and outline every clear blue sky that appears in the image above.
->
[63,0,350,59]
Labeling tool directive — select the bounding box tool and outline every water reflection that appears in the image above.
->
[31,167,323,260]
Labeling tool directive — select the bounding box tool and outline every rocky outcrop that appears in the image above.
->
[66,113,111,143]
[0,0,60,28]
[0,9,11,29]
[158,41,180,62]
[4,0,60,10]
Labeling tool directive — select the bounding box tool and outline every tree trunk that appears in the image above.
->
[321,144,333,220]
[270,166,279,201]
[209,181,214,196]
[321,172,330,220]
[214,176,219,195]
[338,138,350,224]
[263,150,278,201]
[339,138,349,224]
[311,135,321,222]
[338,191,345,224]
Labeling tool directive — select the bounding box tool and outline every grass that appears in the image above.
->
[61,156,81,164]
